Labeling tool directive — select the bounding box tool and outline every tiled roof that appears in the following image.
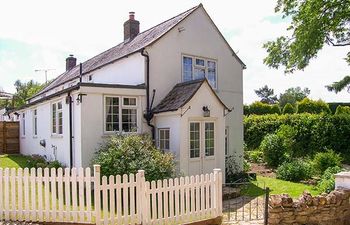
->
[153,78,230,114]
[152,79,205,113]
[32,5,200,99]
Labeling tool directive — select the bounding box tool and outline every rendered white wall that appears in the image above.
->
[18,93,80,167]
[83,53,145,85]
[147,7,244,170]
[79,86,147,167]
[154,114,181,157]
[154,82,226,179]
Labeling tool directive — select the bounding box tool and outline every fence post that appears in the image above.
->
[264,187,270,225]
[94,165,101,225]
[137,170,148,224]
[213,168,222,217]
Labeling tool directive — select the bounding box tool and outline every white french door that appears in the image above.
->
[188,121,216,175]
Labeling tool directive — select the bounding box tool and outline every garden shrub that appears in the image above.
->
[244,113,350,160]
[313,150,342,174]
[296,98,331,114]
[243,159,251,172]
[335,105,350,115]
[26,154,64,169]
[275,125,297,154]
[276,160,313,182]
[93,134,176,181]
[259,133,288,168]
[246,150,264,163]
[282,103,295,114]
[317,166,342,193]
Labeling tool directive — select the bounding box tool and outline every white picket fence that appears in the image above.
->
[0,165,222,225]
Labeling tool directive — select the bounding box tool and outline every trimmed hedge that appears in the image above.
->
[296,98,331,114]
[335,105,350,115]
[244,101,281,115]
[244,113,350,157]
[328,102,350,114]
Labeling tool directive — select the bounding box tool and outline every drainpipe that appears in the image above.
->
[141,48,155,141]
[68,92,73,168]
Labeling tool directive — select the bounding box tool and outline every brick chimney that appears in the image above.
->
[66,54,76,71]
[124,12,139,41]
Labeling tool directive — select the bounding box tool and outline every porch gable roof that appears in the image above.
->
[152,78,229,114]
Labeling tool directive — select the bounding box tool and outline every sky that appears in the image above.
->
[0,0,349,103]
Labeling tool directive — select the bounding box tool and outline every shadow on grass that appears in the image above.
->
[240,182,267,197]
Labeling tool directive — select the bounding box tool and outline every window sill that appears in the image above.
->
[33,136,38,139]
[51,134,63,139]
[21,136,26,139]
[102,131,139,138]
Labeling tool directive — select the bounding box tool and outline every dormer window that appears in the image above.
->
[182,55,217,89]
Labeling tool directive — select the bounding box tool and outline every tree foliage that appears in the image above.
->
[263,0,350,93]
[254,85,278,104]
[326,76,350,93]
[13,80,44,108]
[279,87,310,107]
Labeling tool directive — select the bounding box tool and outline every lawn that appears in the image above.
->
[0,154,31,168]
[242,175,321,198]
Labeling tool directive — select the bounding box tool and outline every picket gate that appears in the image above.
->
[0,165,222,225]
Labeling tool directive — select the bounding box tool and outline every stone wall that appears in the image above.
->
[268,189,350,225]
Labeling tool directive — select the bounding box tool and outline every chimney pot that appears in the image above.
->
[124,12,139,41]
[129,12,135,20]
[66,54,77,71]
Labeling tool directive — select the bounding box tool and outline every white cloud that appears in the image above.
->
[0,0,348,102]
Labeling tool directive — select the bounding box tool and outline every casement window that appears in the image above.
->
[182,56,217,88]
[205,122,215,156]
[225,127,229,156]
[22,113,25,136]
[189,122,200,158]
[105,96,138,133]
[158,128,170,151]
[52,102,63,135]
[33,109,38,136]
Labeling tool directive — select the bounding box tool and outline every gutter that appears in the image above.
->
[141,48,155,141]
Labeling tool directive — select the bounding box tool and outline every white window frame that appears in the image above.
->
[33,109,38,137]
[182,54,218,89]
[51,101,63,135]
[189,122,201,159]
[204,122,215,157]
[158,128,170,151]
[22,113,25,136]
[104,96,138,134]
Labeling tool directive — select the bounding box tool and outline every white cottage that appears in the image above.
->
[17,4,245,177]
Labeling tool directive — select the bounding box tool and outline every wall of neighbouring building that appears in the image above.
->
[268,190,350,225]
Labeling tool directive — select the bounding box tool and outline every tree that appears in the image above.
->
[263,0,350,92]
[279,87,310,107]
[326,76,350,93]
[12,80,44,108]
[254,85,278,104]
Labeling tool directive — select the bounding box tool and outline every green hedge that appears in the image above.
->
[244,113,350,157]
[244,101,281,115]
